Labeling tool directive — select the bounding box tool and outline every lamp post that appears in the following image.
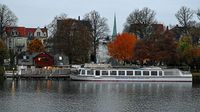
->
[12,67,15,77]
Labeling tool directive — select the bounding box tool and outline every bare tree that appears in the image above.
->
[175,6,194,28]
[47,13,67,38]
[55,19,92,64]
[0,4,17,39]
[124,7,157,32]
[83,10,109,63]
[45,13,67,53]
[0,39,8,66]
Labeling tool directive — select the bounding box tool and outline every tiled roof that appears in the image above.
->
[5,26,47,37]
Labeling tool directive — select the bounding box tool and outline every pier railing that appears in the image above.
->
[20,68,71,76]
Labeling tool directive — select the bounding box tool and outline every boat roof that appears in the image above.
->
[84,63,112,68]
[80,67,163,71]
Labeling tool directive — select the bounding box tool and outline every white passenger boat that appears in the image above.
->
[70,66,192,82]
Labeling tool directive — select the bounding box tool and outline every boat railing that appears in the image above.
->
[20,68,71,76]
[84,63,112,68]
[180,70,192,76]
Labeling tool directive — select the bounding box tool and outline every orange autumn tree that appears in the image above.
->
[27,39,45,53]
[108,33,137,62]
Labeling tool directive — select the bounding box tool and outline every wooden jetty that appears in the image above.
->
[4,68,77,80]
[4,74,70,79]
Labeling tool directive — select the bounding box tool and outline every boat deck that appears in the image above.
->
[70,67,192,82]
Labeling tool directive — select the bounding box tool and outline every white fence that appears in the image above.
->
[20,68,71,76]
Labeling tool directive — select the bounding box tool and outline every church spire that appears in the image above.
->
[112,13,117,38]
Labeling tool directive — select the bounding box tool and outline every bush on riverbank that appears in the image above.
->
[0,66,4,76]
[0,66,5,81]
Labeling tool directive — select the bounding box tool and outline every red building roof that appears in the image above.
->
[5,26,48,37]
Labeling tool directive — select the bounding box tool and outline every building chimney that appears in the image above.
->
[78,16,80,21]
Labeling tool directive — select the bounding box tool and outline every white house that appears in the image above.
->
[96,38,110,63]
[5,26,48,53]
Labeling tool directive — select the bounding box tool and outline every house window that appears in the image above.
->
[28,32,33,37]
[23,56,26,60]
[17,49,21,52]
[37,32,41,37]
[12,32,15,36]
[12,31,18,36]
[37,57,49,63]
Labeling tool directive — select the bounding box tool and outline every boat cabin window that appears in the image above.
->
[87,70,94,75]
[143,71,149,76]
[102,71,108,76]
[135,71,141,76]
[159,71,162,76]
[127,71,133,76]
[79,69,81,74]
[95,70,100,76]
[110,71,117,75]
[81,70,85,75]
[151,71,157,76]
[164,71,173,75]
[119,71,125,75]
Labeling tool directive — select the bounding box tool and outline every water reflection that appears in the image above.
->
[35,81,41,95]
[11,81,16,95]
[0,80,199,112]
[76,82,192,94]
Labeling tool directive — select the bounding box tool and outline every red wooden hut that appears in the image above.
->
[33,52,54,68]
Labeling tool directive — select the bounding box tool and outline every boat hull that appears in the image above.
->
[70,75,192,82]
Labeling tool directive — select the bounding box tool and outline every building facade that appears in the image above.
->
[5,26,48,53]
[96,38,110,63]
[96,15,117,63]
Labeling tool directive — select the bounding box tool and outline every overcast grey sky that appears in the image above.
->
[1,0,200,34]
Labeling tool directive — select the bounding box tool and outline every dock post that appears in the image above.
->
[12,67,15,80]
[192,73,200,84]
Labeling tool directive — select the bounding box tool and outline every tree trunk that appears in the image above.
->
[94,44,97,63]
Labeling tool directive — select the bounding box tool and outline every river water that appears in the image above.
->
[0,79,200,112]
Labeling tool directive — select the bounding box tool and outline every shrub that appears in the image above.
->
[0,66,5,76]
